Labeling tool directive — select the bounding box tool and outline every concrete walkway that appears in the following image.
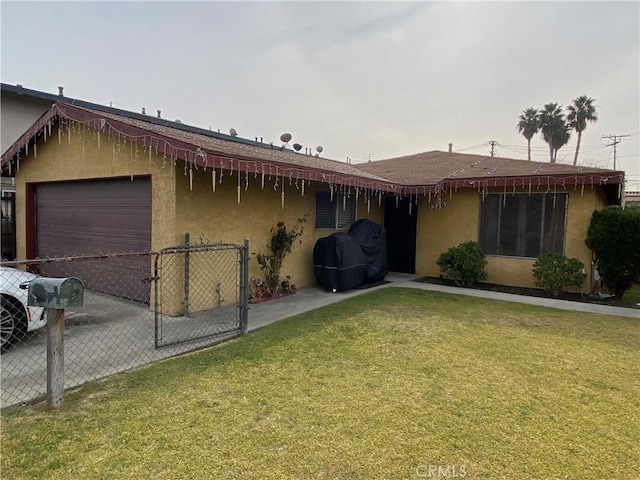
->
[247,273,639,332]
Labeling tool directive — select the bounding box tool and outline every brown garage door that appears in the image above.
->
[36,177,152,303]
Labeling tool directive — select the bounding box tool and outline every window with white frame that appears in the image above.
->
[315,191,356,229]
[478,193,567,258]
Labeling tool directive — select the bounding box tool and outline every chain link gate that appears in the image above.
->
[1,240,249,407]
[153,237,249,348]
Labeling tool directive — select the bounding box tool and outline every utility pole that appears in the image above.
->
[601,134,631,170]
[488,140,499,157]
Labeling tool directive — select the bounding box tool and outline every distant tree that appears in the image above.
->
[585,206,640,299]
[567,95,598,166]
[516,107,539,161]
[538,103,569,163]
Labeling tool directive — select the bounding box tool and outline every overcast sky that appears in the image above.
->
[2,1,639,188]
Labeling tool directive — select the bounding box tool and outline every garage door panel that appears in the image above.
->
[35,177,151,303]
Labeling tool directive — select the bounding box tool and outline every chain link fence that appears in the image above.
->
[0,239,248,408]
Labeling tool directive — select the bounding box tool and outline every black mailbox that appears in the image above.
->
[28,277,84,309]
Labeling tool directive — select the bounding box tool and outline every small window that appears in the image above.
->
[478,193,567,257]
[315,191,356,229]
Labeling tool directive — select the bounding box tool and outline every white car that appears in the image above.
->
[0,266,47,353]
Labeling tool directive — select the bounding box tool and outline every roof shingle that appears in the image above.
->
[355,150,624,193]
[1,102,399,192]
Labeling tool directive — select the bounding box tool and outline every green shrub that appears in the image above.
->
[436,241,488,287]
[585,206,640,299]
[532,254,586,296]
[253,215,307,293]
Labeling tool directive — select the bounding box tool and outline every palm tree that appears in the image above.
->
[551,123,571,162]
[567,95,598,165]
[516,107,539,161]
[538,103,568,163]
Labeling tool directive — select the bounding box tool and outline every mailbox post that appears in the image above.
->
[28,277,84,408]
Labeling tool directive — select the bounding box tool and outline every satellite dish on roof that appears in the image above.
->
[316,146,323,154]
[174,119,182,124]
[229,128,238,137]
[293,143,302,152]
[279,132,292,150]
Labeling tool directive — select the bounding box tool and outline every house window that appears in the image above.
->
[478,193,567,258]
[315,191,356,229]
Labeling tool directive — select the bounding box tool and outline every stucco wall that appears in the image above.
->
[174,163,383,289]
[415,189,479,280]
[415,187,606,289]
[13,120,384,301]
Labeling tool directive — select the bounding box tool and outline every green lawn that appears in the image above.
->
[2,288,638,479]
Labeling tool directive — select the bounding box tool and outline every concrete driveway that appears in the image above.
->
[1,290,240,407]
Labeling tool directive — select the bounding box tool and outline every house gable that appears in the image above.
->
[3,104,386,288]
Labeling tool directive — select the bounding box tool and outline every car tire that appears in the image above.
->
[0,297,27,354]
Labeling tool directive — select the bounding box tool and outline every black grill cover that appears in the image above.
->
[313,219,388,291]
[347,219,388,283]
[313,233,367,291]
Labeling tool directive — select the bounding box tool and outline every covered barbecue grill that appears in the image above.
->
[313,219,388,291]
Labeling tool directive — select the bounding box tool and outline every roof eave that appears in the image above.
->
[396,172,625,206]
[0,103,399,193]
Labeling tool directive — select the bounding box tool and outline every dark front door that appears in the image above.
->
[384,196,417,273]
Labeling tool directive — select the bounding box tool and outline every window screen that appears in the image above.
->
[315,191,356,229]
[479,193,567,257]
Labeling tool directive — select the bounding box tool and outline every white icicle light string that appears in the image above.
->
[2,103,625,206]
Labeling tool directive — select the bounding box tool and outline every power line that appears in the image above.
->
[454,143,490,152]
[454,140,636,170]
[601,134,632,170]
[488,140,499,157]
[499,143,608,152]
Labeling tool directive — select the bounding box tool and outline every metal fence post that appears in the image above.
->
[183,232,190,317]
[154,253,161,349]
[241,238,249,334]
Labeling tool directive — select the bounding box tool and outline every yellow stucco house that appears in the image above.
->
[1,99,625,300]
